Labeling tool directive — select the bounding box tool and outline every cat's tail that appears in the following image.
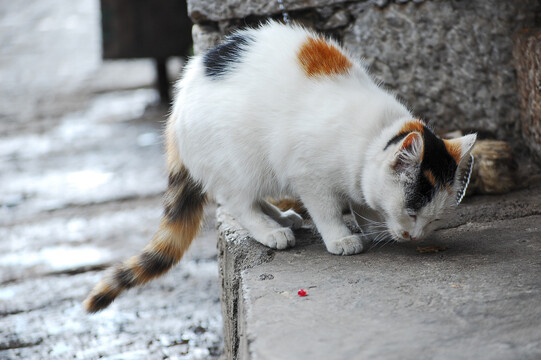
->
[83,116,206,313]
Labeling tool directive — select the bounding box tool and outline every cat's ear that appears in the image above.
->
[443,133,477,165]
[392,132,424,172]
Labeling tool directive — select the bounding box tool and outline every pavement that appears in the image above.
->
[217,175,541,360]
[0,1,222,359]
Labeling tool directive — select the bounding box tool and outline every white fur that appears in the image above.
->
[171,22,475,254]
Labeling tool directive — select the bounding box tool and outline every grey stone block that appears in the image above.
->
[187,0,350,22]
[192,24,224,55]
[514,28,541,164]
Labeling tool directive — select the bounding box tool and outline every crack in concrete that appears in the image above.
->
[440,211,541,231]
[0,264,110,286]
[0,338,43,351]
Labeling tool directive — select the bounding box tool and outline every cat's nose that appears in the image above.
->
[402,231,418,242]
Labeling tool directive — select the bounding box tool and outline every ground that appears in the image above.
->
[0,1,223,359]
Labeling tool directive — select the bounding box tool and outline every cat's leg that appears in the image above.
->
[229,199,296,250]
[298,189,368,255]
[260,200,303,229]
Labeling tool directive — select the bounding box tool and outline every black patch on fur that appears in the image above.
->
[405,127,457,211]
[139,251,175,277]
[164,168,206,222]
[114,267,137,289]
[203,34,253,78]
[384,132,409,150]
[88,294,115,313]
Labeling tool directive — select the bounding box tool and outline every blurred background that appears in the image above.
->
[0,1,223,359]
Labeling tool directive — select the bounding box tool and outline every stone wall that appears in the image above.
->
[187,0,539,152]
[514,28,541,164]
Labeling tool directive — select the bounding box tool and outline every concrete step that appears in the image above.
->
[217,177,541,359]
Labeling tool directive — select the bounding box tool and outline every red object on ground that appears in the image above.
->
[298,289,307,297]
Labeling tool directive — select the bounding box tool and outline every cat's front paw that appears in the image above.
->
[281,209,303,229]
[264,228,296,250]
[326,235,368,255]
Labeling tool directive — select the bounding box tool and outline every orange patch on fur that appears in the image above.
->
[443,139,462,164]
[165,114,182,174]
[400,119,425,135]
[126,256,146,282]
[298,37,352,77]
[424,170,437,187]
[154,219,200,259]
[268,197,307,218]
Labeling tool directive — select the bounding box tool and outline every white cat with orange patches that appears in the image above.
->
[84,22,476,312]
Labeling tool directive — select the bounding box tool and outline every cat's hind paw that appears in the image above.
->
[281,209,303,229]
[263,228,296,250]
[326,235,368,255]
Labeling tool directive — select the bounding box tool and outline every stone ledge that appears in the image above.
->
[217,177,541,359]
[187,0,436,23]
[188,0,358,23]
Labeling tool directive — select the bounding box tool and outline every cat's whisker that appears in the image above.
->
[366,223,388,229]
[366,229,391,251]
[377,239,394,250]
[371,232,388,245]
[351,210,385,226]
[360,229,388,236]
[368,239,380,251]
[369,230,395,251]
[359,220,387,231]
[361,229,389,241]
[370,237,389,251]
[374,233,389,243]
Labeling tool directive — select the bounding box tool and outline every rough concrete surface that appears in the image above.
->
[218,178,541,359]
[0,1,222,359]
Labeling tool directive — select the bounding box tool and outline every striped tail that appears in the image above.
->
[83,116,206,313]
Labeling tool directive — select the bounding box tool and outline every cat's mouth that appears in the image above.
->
[391,230,418,242]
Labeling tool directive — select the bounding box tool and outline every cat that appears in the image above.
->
[84,21,476,312]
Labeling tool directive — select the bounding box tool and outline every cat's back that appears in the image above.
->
[204,22,308,79]
[178,22,367,99]
[172,22,401,196]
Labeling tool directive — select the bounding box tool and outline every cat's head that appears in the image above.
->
[362,119,476,242]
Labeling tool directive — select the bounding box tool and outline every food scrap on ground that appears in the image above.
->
[416,245,449,254]
[298,289,308,297]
